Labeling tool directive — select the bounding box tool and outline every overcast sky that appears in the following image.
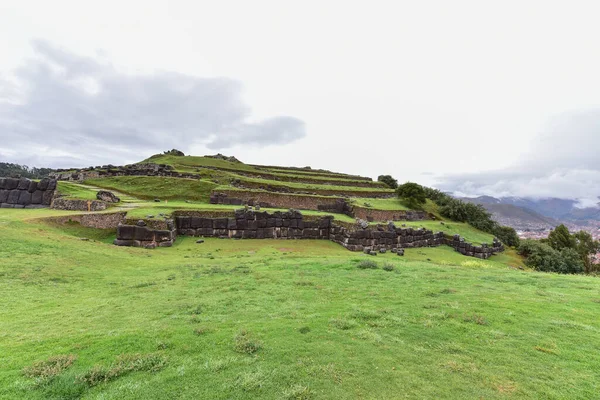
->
[1,1,600,204]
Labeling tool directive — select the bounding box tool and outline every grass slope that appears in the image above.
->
[85,177,218,202]
[1,209,599,399]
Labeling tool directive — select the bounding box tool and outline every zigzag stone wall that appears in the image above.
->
[0,178,56,208]
[113,209,504,259]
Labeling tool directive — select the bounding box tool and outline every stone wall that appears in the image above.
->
[352,207,428,222]
[50,164,200,181]
[444,235,504,259]
[111,209,504,260]
[45,212,127,229]
[176,209,332,240]
[330,223,445,252]
[114,219,177,249]
[0,177,56,208]
[51,198,108,211]
[210,191,347,211]
[330,223,503,259]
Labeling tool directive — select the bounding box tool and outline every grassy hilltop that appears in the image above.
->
[1,154,600,399]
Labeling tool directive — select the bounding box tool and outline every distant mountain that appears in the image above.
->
[460,196,559,230]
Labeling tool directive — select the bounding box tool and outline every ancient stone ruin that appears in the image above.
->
[113,209,504,259]
[0,177,56,208]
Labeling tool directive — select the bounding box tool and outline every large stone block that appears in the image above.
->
[31,190,43,204]
[7,190,20,204]
[27,180,38,193]
[18,190,32,205]
[0,178,5,189]
[213,218,228,229]
[0,190,8,203]
[118,225,136,240]
[17,178,30,190]
[37,178,49,191]
[4,178,19,190]
[42,190,54,205]
[47,180,57,191]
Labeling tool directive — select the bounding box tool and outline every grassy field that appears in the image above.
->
[56,182,100,201]
[85,177,218,202]
[1,208,600,399]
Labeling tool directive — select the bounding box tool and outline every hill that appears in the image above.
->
[461,196,560,230]
[5,153,600,398]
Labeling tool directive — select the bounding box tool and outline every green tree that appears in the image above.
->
[573,230,600,274]
[396,182,427,209]
[493,225,520,247]
[547,225,576,251]
[377,175,398,189]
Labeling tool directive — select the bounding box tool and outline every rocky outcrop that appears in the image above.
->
[97,190,120,203]
[0,177,56,208]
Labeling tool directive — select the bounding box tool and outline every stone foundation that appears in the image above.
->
[0,177,56,208]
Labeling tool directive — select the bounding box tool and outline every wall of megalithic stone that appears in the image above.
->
[175,209,332,240]
[114,219,177,249]
[0,177,57,208]
[113,210,504,259]
[331,224,504,259]
[211,192,429,222]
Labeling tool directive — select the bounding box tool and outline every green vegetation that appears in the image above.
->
[351,197,410,211]
[520,224,600,274]
[85,176,218,202]
[396,182,427,209]
[400,220,495,246]
[0,162,53,179]
[56,182,99,200]
[377,174,398,189]
[423,186,520,247]
[2,209,600,399]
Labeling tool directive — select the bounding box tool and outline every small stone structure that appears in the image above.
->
[0,177,56,208]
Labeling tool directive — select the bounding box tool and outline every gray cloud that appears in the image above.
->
[0,40,305,167]
[435,109,600,206]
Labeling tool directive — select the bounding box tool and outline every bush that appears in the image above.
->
[377,175,398,189]
[518,240,584,274]
[396,182,427,209]
[382,263,395,272]
[493,225,520,247]
[357,260,378,269]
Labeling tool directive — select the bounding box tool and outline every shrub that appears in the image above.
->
[357,260,378,269]
[396,182,427,209]
[518,240,584,274]
[377,175,398,189]
[382,263,395,272]
[234,330,263,354]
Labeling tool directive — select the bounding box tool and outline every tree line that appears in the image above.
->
[0,163,54,179]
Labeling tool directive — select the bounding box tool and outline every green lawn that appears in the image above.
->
[85,177,218,202]
[1,209,599,399]
[352,197,410,211]
[56,182,100,201]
